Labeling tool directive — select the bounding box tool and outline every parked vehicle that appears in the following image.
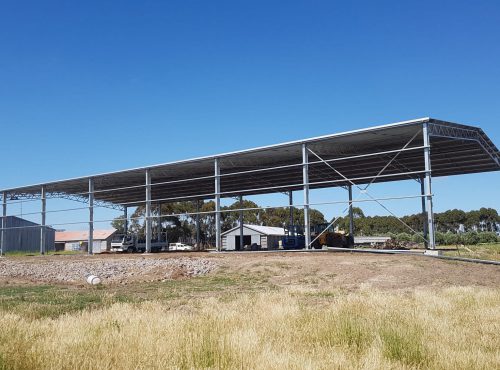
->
[111,234,169,253]
[280,223,354,250]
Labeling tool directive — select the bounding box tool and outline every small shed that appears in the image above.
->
[1,216,55,253]
[55,229,116,253]
[221,224,285,251]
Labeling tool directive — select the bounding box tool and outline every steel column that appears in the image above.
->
[302,144,311,249]
[348,185,354,236]
[239,195,244,251]
[289,191,294,235]
[40,185,46,255]
[1,191,6,256]
[423,123,436,249]
[145,169,152,253]
[157,203,162,241]
[214,158,221,251]
[123,207,128,234]
[88,178,94,255]
[420,178,428,248]
[196,200,200,246]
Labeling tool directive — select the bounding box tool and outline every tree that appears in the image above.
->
[478,208,499,232]
[396,233,411,242]
[111,216,126,234]
[435,232,446,245]
[444,232,461,245]
[462,232,480,245]
[478,232,497,244]
[221,200,261,231]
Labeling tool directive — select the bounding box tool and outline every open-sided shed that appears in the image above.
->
[1,117,499,254]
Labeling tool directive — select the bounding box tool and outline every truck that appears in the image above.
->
[110,234,169,253]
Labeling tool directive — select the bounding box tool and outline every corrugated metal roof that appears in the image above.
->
[222,224,286,236]
[2,118,498,206]
[55,229,116,242]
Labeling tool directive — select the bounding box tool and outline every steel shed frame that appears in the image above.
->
[1,117,499,255]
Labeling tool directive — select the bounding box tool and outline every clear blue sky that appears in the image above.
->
[1,1,499,228]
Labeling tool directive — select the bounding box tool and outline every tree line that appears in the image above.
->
[112,201,499,245]
[337,207,499,235]
[111,200,327,244]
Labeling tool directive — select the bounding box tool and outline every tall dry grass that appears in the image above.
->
[0,287,499,369]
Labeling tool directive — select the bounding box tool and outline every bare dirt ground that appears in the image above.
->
[1,251,498,290]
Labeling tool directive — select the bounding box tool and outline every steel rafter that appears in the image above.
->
[48,192,124,211]
[429,123,500,167]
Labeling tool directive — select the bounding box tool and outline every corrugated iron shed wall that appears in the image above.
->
[4,216,55,253]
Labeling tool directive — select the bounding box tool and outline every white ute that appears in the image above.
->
[169,242,193,251]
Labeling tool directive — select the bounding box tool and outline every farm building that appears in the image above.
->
[0,216,55,253]
[55,229,116,254]
[1,118,499,255]
[222,224,285,250]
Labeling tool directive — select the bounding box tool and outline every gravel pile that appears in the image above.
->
[0,257,217,284]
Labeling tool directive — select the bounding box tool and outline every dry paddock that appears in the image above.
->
[1,251,499,369]
[1,251,499,290]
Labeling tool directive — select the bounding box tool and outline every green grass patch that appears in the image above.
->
[380,322,428,367]
[3,250,82,257]
[0,270,276,319]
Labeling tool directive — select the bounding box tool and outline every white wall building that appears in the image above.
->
[55,229,116,254]
[221,224,285,250]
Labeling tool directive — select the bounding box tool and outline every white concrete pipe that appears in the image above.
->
[86,275,101,285]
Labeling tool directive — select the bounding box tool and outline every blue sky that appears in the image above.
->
[1,1,499,229]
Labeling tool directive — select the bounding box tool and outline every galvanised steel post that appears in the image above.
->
[123,206,128,235]
[214,158,221,251]
[420,178,428,248]
[239,195,244,251]
[289,191,294,235]
[157,203,162,241]
[195,200,200,246]
[423,123,436,249]
[348,185,354,236]
[40,185,46,255]
[145,169,152,253]
[1,191,6,256]
[302,143,311,249]
[88,178,94,255]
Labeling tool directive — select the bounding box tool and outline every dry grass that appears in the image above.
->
[442,243,500,261]
[1,286,499,370]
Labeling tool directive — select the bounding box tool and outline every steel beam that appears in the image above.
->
[145,169,152,253]
[239,195,244,251]
[423,123,436,249]
[302,144,311,249]
[88,178,94,255]
[215,158,221,251]
[40,185,46,255]
[1,191,6,256]
[420,178,428,248]
[348,185,354,236]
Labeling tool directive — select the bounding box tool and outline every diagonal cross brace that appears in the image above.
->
[306,130,428,247]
